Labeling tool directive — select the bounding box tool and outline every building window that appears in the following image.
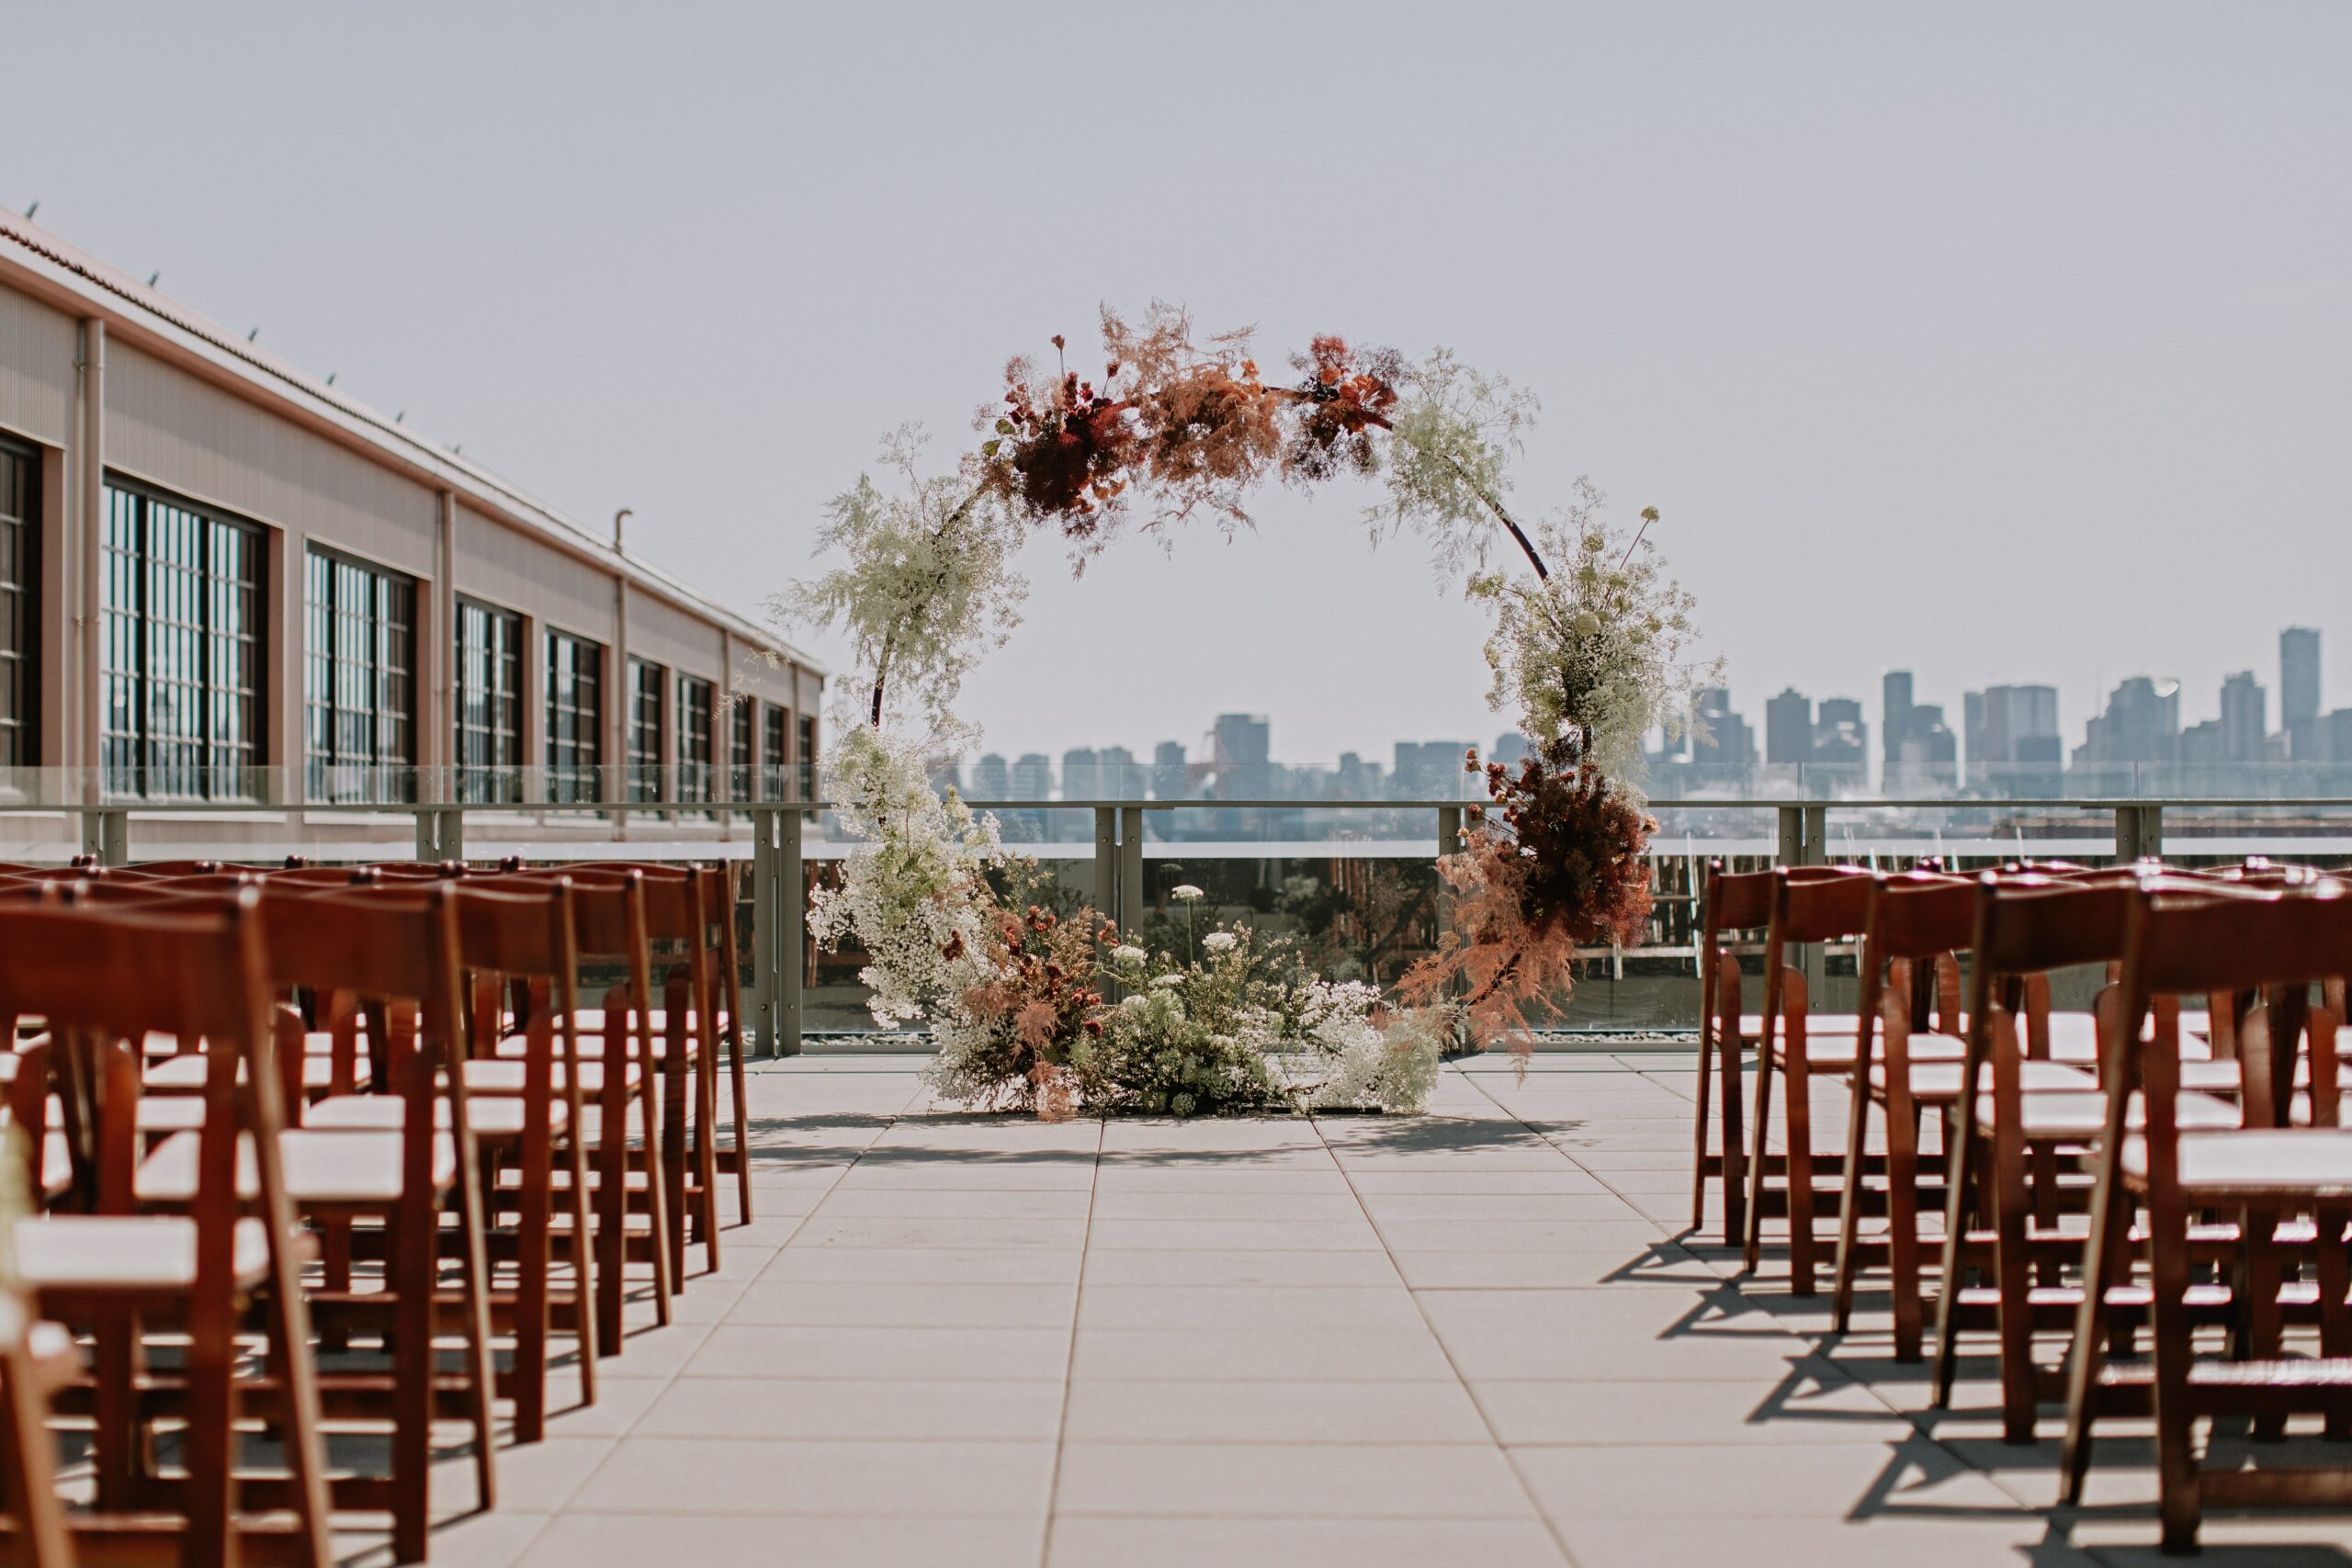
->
[763,705,789,798]
[454,597,523,804]
[730,695,753,798]
[546,629,603,804]
[0,439,33,772]
[676,672,713,806]
[627,657,663,803]
[798,713,818,774]
[102,481,265,800]
[304,545,416,804]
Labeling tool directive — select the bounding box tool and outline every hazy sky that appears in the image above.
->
[6,4,2346,766]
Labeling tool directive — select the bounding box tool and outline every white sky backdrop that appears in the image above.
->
[4,3,2346,767]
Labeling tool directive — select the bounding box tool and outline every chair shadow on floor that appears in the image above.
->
[1626,1238,2352,1562]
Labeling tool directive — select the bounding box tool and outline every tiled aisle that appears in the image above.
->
[372,1054,2349,1568]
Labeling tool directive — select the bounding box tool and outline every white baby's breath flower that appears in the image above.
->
[1150,974,1184,988]
[1202,931,1238,953]
[1170,885,1204,903]
[1120,994,1151,1013]
[1111,944,1147,965]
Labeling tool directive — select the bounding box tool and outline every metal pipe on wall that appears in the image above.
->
[75,317,103,788]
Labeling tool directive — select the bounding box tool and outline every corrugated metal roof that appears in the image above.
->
[0,210,823,677]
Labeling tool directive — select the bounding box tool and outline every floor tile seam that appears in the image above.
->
[598,1100,874,1450]
[1453,1064,1681,1249]
[1314,1071,1583,1568]
[1037,1114,1106,1568]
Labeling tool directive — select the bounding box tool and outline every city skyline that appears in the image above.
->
[940,622,2341,791]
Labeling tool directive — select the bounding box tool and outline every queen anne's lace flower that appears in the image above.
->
[1170,885,1205,903]
[1111,945,1148,965]
[1202,931,1238,953]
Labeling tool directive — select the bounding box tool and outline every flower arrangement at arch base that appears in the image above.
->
[813,726,1444,1119]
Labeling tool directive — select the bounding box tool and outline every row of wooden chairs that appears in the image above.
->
[0,854,756,1568]
[1693,856,2352,1550]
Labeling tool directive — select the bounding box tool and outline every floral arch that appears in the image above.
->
[782,305,1718,1117]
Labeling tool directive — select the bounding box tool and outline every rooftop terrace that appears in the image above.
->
[386,1051,2349,1568]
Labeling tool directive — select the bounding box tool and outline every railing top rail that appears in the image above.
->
[14,795,2352,816]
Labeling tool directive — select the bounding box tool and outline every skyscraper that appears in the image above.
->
[2074,677,2180,768]
[1967,684,2061,786]
[1687,688,1756,772]
[1882,671,1915,766]
[2282,627,2323,760]
[1813,697,1868,769]
[2218,671,2267,763]
[1152,740,1188,800]
[1212,714,1272,798]
[1765,688,1815,765]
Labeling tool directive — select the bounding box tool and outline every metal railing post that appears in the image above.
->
[1093,806,1118,933]
[2115,803,2163,863]
[750,806,780,1055]
[82,808,129,867]
[1118,807,1145,942]
[776,806,804,1056]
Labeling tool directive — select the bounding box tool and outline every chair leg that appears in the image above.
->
[2059,1151,2130,1506]
[695,1025,722,1273]
[1718,1021,1747,1249]
[2319,1206,2352,1440]
[1831,1079,1872,1335]
[1691,1021,1716,1234]
[0,1342,73,1568]
[727,1021,753,1224]
[639,1054,677,1316]
[594,1052,629,1351]
[514,1121,553,1444]
[179,1290,236,1568]
[1885,1100,1923,1362]
[1743,1048,1777,1275]
[1785,1054,1818,1295]
[565,1122,601,1400]
[662,992,692,1288]
[1994,1129,2038,1443]
[390,1195,435,1565]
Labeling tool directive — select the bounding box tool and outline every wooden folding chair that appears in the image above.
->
[1743,865,1875,1292]
[2061,877,2352,1551]
[1930,872,2250,1442]
[1693,863,1863,1246]
[1831,872,2102,1360]
[483,873,673,1348]
[0,894,333,1568]
[124,886,500,1564]
[311,880,602,1440]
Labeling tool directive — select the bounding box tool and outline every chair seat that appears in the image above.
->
[497,1032,695,1065]
[1983,1088,2242,1139]
[13,1214,272,1293]
[304,1093,562,1139]
[2,1105,74,1196]
[463,1056,640,1095]
[2120,1128,2352,1199]
[2178,1059,2242,1095]
[1878,1056,2092,1101]
[144,1049,367,1094]
[136,1129,456,1206]
[2036,1011,2214,1063]
[1739,1012,1861,1041]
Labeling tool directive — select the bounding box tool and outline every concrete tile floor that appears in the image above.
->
[341,1052,2352,1568]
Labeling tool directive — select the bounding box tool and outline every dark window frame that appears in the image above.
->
[102,477,266,801]
[454,595,524,804]
[627,656,664,803]
[303,541,417,805]
[0,436,36,773]
[676,671,714,806]
[545,628,604,804]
